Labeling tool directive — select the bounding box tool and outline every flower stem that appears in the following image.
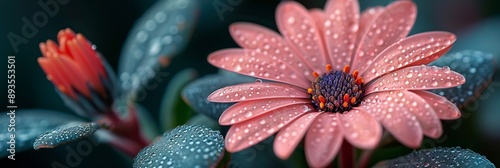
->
[339,141,355,168]
[103,104,151,156]
[356,149,374,168]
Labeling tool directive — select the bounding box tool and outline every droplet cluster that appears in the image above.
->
[383,147,495,168]
[119,0,197,97]
[33,122,99,150]
[0,109,80,157]
[133,125,224,168]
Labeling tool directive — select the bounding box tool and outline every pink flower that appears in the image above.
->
[207,0,464,167]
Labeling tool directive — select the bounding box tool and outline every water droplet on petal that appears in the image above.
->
[255,79,263,83]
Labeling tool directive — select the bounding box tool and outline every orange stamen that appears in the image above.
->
[318,95,326,104]
[352,70,359,79]
[320,102,325,109]
[326,64,332,71]
[356,77,364,85]
[343,94,349,103]
[350,97,356,104]
[342,102,349,108]
[313,71,319,78]
[307,88,313,94]
[343,65,350,73]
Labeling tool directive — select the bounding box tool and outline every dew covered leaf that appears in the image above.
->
[186,114,219,130]
[0,109,81,157]
[374,147,495,168]
[33,122,99,150]
[229,136,306,168]
[160,68,198,131]
[429,50,496,108]
[133,125,224,168]
[118,0,199,99]
[182,72,255,121]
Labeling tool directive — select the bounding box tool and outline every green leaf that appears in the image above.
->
[186,114,219,130]
[430,50,496,108]
[182,72,255,120]
[117,0,199,99]
[374,147,495,168]
[160,68,198,131]
[0,109,80,157]
[133,125,224,168]
[33,122,99,150]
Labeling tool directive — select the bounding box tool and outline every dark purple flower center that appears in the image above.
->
[308,65,364,113]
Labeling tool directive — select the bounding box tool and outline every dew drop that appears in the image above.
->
[300,105,310,112]
[255,79,263,83]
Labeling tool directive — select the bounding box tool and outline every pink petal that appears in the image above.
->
[361,92,423,148]
[309,9,326,35]
[208,82,309,103]
[412,90,461,120]
[229,23,314,82]
[208,49,310,88]
[323,0,360,70]
[305,113,343,168]
[276,2,328,74]
[361,32,457,82]
[224,104,314,152]
[357,6,384,46]
[385,91,443,138]
[352,1,416,73]
[339,109,382,149]
[274,112,321,160]
[364,65,466,94]
[219,98,311,125]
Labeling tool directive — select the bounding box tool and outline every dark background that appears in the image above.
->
[1,0,500,167]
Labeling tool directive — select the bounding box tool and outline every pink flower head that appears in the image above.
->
[207,0,465,167]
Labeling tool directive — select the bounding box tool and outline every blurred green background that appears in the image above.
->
[1,0,499,167]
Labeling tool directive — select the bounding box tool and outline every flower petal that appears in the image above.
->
[274,112,322,160]
[429,50,496,108]
[309,9,326,37]
[229,23,314,82]
[305,113,343,168]
[361,92,423,148]
[357,6,384,46]
[322,0,359,70]
[219,98,310,125]
[276,1,328,74]
[352,1,416,72]
[412,90,461,120]
[392,91,443,138]
[208,82,309,102]
[182,73,255,120]
[225,104,313,152]
[339,109,381,149]
[361,32,457,82]
[208,49,310,88]
[364,65,465,94]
